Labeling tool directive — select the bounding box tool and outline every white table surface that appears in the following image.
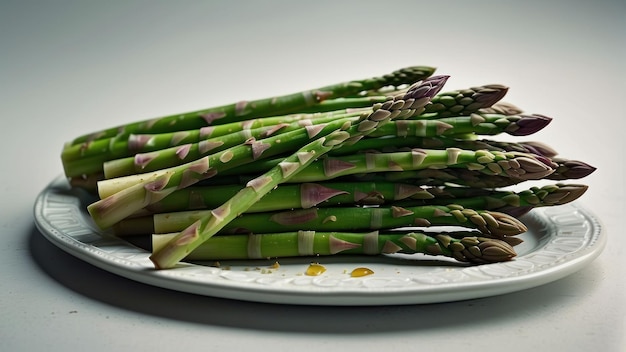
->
[1,1,624,351]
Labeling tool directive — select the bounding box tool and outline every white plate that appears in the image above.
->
[34,176,605,306]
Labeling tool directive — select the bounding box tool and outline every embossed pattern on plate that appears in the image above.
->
[34,176,605,305]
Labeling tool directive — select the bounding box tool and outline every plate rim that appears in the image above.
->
[33,175,606,306]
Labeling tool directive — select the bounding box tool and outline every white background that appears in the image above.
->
[1,1,624,351]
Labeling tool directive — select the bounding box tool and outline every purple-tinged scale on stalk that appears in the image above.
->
[391,206,414,218]
[176,144,192,160]
[134,151,159,169]
[300,183,349,209]
[298,119,313,127]
[414,218,432,227]
[171,131,191,146]
[395,183,432,200]
[200,111,227,125]
[388,161,403,171]
[329,235,361,254]
[179,157,212,189]
[411,149,428,167]
[278,161,300,178]
[128,134,153,152]
[144,173,176,203]
[211,203,231,222]
[262,123,289,138]
[323,158,356,177]
[175,221,201,246]
[435,121,453,135]
[381,241,403,254]
[399,235,418,251]
[297,150,317,164]
[199,126,214,138]
[269,208,318,225]
[433,208,452,217]
[198,140,225,154]
[506,114,552,136]
[251,140,271,160]
[305,124,327,138]
[235,101,250,116]
[314,90,333,102]
[246,175,273,192]
[470,113,486,126]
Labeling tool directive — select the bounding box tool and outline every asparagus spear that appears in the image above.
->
[419,84,509,118]
[152,230,517,264]
[127,182,586,217]
[367,113,552,138]
[148,75,450,269]
[296,83,509,118]
[328,137,558,158]
[95,111,552,180]
[148,203,526,239]
[67,66,435,146]
[60,107,366,177]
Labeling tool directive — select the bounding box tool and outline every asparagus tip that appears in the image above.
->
[508,114,552,136]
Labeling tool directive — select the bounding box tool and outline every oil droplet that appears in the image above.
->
[305,263,326,276]
[350,267,374,277]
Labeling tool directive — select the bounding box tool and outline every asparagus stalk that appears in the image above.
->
[152,230,517,264]
[95,145,555,199]
[328,137,558,158]
[60,108,366,177]
[127,182,586,218]
[99,114,360,179]
[62,87,516,179]
[148,75,450,269]
[367,113,552,138]
[147,203,526,238]
[95,111,553,180]
[66,66,436,146]
[296,83,509,118]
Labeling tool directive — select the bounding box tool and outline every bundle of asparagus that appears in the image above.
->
[61,66,596,270]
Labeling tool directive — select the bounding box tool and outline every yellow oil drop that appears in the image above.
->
[305,263,326,276]
[350,267,374,277]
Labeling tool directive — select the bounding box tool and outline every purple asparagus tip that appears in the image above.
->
[407,75,450,101]
[551,159,597,180]
[507,114,552,136]
[474,84,509,108]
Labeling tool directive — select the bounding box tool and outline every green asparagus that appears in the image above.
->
[148,75,450,269]
[67,66,435,146]
[152,230,517,264]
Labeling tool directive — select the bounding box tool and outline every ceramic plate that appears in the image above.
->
[34,176,605,306]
